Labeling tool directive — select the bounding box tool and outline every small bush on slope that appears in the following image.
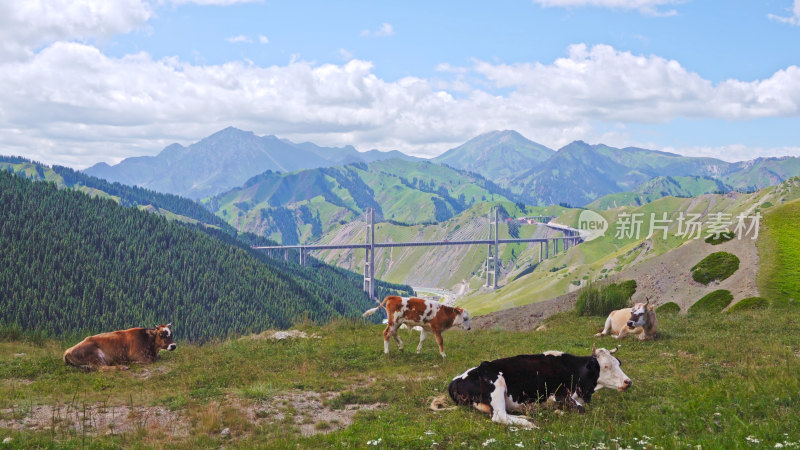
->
[727,296,769,312]
[691,252,739,285]
[689,290,733,313]
[656,302,681,314]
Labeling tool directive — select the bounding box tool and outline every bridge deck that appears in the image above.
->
[252,236,577,251]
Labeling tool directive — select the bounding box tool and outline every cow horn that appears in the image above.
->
[591,343,596,356]
[609,346,619,354]
[645,297,650,306]
[166,322,172,328]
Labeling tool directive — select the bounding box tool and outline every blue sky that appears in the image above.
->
[1,0,799,168]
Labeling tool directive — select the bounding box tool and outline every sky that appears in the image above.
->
[1,0,799,169]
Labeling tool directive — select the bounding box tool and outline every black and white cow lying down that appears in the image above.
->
[448,346,631,428]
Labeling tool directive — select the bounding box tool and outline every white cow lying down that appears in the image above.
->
[595,298,658,340]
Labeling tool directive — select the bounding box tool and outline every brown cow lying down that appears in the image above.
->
[63,324,176,371]
[362,295,471,357]
[595,299,658,340]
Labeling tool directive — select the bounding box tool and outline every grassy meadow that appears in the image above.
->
[1,307,799,449]
[758,199,800,306]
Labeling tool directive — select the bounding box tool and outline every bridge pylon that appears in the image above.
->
[485,207,499,289]
[363,208,376,301]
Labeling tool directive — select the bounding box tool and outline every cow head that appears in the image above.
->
[454,307,471,331]
[627,298,654,329]
[154,323,177,351]
[592,344,631,392]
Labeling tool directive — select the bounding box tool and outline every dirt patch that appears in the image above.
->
[131,364,172,380]
[0,403,188,437]
[472,292,579,331]
[473,231,759,331]
[605,235,759,312]
[238,390,383,436]
[246,330,321,340]
[2,378,34,386]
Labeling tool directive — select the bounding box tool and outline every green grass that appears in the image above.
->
[690,252,740,285]
[689,290,733,313]
[575,280,636,316]
[2,312,799,448]
[728,297,769,312]
[704,231,735,245]
[656,302,681,314]
[758,199,800,307]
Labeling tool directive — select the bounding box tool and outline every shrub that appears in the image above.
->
[704,231,735,245]
[691,252,740,285]
[576,279,637,316]
[727,297,769,312]
[689,290,733,314]
[656,302,681,314]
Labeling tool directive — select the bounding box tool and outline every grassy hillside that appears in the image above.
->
[1,156,233,232]
[207,159,520,244]
[0,170,414,342]
[1,309,798,448]
[460,178,800,315]
[758,198,800,306]
[587,175,731,209]
[723,157,800,191]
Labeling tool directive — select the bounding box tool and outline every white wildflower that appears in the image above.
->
[482,438,497,447]
[516,443,524,448]
[425,431,435,435]
[367,437,382,446]
[746,436,761,445]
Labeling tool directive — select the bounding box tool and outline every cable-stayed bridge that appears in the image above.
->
[253,207,581,300]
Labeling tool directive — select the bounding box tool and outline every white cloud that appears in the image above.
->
[768,0,800,26]
[532,0,684,16]
[167,0,262,5]
[226,34,252,43]
[0,0,152,60]
[258,34,269,44]
[664,145,800,162]
[360,22,395,38]
[339,48,355,60]
[0,41,798,167]
[469,44,800,123]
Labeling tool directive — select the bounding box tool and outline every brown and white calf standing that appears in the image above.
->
[63,324,177,371]
[362,295,471,357]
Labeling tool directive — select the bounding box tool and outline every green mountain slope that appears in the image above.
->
[207,159,521,244]
[758,185,800,306]
[587,175,731,209]
[1,156,234,231]
[0,170,413,341]
[433,130,554,185]
[506,141,732,207]
[459,177,800,315]
[723,157,800,191]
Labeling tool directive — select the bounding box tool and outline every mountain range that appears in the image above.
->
[204,159,516,244]
[84,127,800,222]
[85,127,418,200]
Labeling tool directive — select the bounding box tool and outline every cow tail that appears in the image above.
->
[362,296,390,317]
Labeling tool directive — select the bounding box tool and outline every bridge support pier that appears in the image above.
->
[363,208,376,301]
[485,207,499,289]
